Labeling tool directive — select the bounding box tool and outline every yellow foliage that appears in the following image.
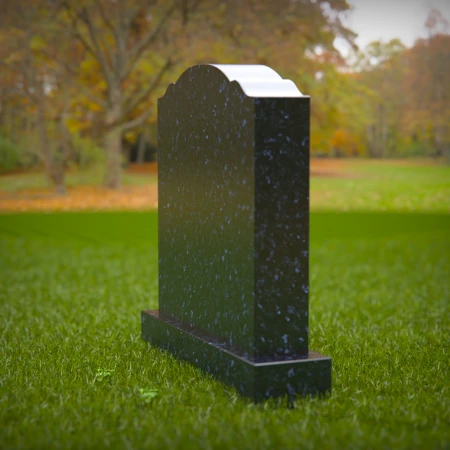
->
[81,58,101,72]
[310,131,323,152]
[30,35,47,51]
[124,130,137,142]
[137,59,154,73]
[66,117,89,133]
[330,129,347,148]
[87,101,104,112]
[330,129,362,156]
[97,79,107,91]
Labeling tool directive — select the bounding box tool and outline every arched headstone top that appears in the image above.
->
[161,64,303,99]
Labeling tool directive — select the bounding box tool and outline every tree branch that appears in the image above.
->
[123,57,172,116]
[120,2,177,82]
[66,12,100,62]
[113,0,139,79]
[93,0,118,43]
[25,44,108,110]
[121,108,153,133]
[67,78,107,110]
[75,7,115,88]
[5,86,35,101]
[181,0,202,26]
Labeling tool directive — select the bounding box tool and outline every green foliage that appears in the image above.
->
[400,140,433,157]
[0,135,21,173]
[0,134,38,173]
[354,38,406,71]
[72,135,105,170]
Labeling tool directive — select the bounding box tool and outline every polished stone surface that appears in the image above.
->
[142,310,331,401]
[142,64,331,400]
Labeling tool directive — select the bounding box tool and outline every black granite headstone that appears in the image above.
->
[141,64,331,401]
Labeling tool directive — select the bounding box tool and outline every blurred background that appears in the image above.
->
[0,0,449,211]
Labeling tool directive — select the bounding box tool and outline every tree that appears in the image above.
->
[1,0,360,188]
[353,39,406,157]
[403,33,450,157]
[62,0,206,189]
[0,0,77,193]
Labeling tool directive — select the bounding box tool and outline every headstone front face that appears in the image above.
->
[141,64,331,400]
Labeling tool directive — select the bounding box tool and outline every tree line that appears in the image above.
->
[0,0,448,192]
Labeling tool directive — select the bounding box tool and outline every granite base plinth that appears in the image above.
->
[141,310,331,401]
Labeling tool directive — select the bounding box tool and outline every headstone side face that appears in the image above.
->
[254,97,310,360]
[158,65,256,357]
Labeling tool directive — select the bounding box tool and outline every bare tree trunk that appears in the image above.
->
[377,103,386,158]
[36,92,66,195]
[366,125,378,158]
[433,122,443,157]
[366,103,388,159]
[50,168,67,195]
[137,131,146,164]
[104,127,122,189]
[0,88,4,128]
[103,84,124,189]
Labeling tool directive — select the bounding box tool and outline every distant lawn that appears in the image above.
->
[0,166,157,193]
[310,160,450,213]
[0,161,449,449]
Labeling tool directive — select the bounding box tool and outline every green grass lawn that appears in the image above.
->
[1,164,449,449]
[0,166,157,193]
[310,161,450,212]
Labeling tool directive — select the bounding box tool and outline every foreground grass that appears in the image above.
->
[0,211,449,450]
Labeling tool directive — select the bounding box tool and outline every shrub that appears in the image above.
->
[72,135,105,170]
[0,135,21,173]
